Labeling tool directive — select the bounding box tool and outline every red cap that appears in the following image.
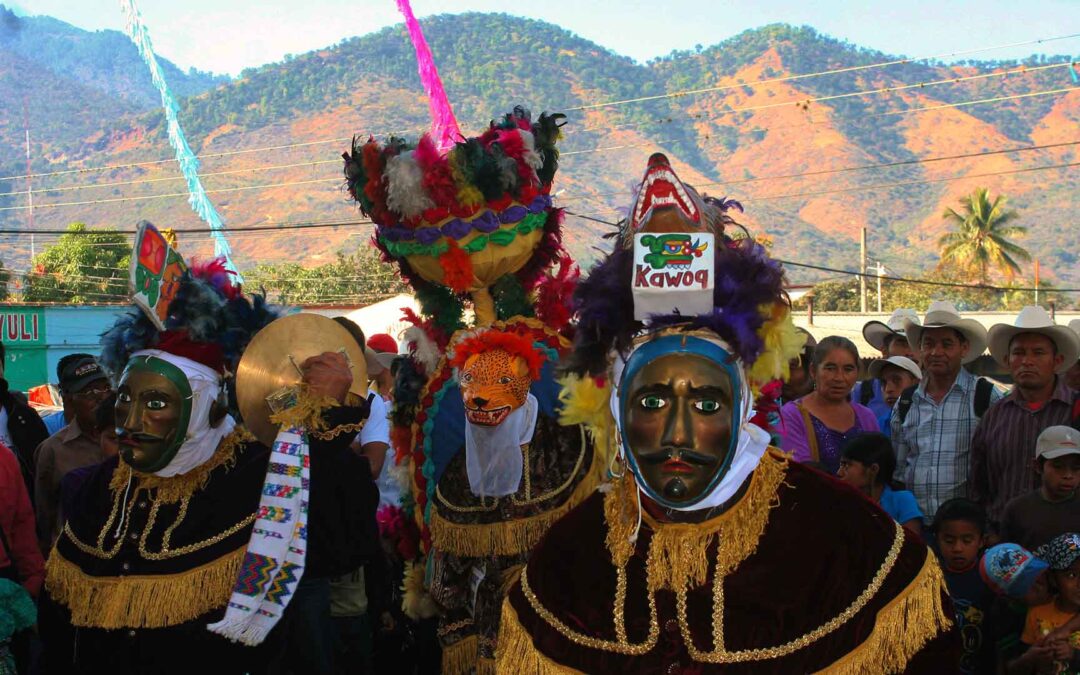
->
[367,333,398,354]
[156,331,226,373]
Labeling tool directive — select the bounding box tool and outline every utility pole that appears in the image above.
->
[1034,258,1040,306]
[875,261,885,313]
[23,96,35,261]
[859,227,867,313]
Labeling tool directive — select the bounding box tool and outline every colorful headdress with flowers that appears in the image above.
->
[342,2,565,333]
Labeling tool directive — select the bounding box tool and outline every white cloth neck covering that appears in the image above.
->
[610,337,771,513]
[130,349,236,478]
[464,392,538,498]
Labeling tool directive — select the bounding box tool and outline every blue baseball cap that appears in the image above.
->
[980,543,1049,599]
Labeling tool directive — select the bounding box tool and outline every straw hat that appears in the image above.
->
[987,306,1080,373]
[902,301,988,364]
[862,308,918,352]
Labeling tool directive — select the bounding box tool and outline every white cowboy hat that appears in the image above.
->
[868,355,923,381]
[987,306,1080,373]
[862,308,919,352]
[902,301,988,364]
[1069,318,1080,339]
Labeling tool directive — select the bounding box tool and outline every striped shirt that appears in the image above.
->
[891,368,1004,523]
[970,377,1076,525]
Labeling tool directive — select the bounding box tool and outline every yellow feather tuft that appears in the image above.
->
[749,304,805,389]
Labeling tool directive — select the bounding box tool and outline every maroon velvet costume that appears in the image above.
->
[500,453,959,673]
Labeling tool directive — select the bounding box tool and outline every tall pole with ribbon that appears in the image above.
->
[118,0,241,281]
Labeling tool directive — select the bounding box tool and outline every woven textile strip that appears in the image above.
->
[208,426,309,645]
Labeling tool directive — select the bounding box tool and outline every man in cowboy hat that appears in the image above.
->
[853,309,919,418]
[892,301,1001,523]
[970,306,1080,527]
[1067,319,1080,392]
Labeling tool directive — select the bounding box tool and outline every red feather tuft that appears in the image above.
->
[534,255,579,331]
[156,330,226,373]
[438,240,473,292]
[362,141,394,225]
[415,135,459,208]
[450,329,546,380]
[188,257,241,300]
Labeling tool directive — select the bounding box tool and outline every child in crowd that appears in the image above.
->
[1002,426,1080,551]
[836,432,923,535]
[981,543,1054,670]
[1016,533,1080,674]
[866,356,922,438]
[933,498,996,674]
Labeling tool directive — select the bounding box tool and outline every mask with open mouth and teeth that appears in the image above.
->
[450,329,546,427]
[621,153,742,248]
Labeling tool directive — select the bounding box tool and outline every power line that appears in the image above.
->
[560,138,1080,202]
[10,83,1075,210]
[0,217,371,236]
[560,211,1079,293]
[565,33,1080,111]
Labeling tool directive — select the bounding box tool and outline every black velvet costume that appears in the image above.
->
[500,451,959,673]
[40,406,377,675]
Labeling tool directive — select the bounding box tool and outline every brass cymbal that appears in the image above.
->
[236,313,368,446]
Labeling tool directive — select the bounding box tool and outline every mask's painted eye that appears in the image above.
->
[498,376,512,385]
[640,395,666,410]
[460,373,472,383]
[117,392,132,404]
[694,399,720,413]
[147,399,167,411]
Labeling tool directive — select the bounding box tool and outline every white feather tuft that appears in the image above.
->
[385,151,435,219]
[404,325,441,374]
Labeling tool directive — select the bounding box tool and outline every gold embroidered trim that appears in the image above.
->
[45,546,246,629]
[429,430,600,557]
[495,600,587,674]
[675,521,905,663]
[612,447,788,592]
[309,421,366,441]
[71,427,256,561]
[476,656,497,675]
[108,426,253,504]
[819,550,952,674]
[518,554,659,655]
[441,634,479,675]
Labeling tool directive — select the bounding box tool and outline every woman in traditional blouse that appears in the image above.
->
[780,335,878,475]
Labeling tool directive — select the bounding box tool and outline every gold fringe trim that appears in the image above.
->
[430,444,604,557]
[441,634,479,675]
[109,427,254,504]
[819,550,953,674]
[45,545,246,629]
[605,448,788,592]
[269,389,341,432]
[476,657,497,675]
[496,599,585,674]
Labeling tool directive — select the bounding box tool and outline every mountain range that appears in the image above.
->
[1,6,1077,289]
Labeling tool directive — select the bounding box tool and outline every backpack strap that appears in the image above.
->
[795,400,820,462]
[896,385,918,425]
[973,377,994,418]
[859,379,875,406]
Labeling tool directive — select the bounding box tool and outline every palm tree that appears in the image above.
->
[938,187,1031,283]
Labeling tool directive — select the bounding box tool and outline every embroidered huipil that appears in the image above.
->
[892,369,1003,522]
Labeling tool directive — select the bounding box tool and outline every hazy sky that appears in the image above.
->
[13,0,1080,76]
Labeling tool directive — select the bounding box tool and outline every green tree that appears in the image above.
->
[0,259,9,302]
[22,223,131,303]
[938,188,1031,283]
[244,247,408,305]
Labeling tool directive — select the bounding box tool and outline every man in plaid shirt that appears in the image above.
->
[892,302,1002,523]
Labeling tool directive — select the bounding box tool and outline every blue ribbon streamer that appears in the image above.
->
[119,0,241,281]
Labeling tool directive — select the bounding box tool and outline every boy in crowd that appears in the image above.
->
[934,498,996,674]
[1017,534,1080,674]
[1001,426,1080,551]
[867,355,922,438]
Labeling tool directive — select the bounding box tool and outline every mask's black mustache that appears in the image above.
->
[636,448,719,466]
